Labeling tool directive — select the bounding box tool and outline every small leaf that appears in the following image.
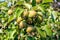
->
[51,13,55,22]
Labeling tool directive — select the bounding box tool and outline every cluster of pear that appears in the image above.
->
[16,9,43,33]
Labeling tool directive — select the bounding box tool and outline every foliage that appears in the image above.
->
[0,0,60,40]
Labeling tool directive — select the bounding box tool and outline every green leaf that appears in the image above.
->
[8,15,15,23]
[38,4,45,13]
[51,13,55,22]
[45,29,52,36]
[44,25,53,36]
[32,6,38,10]
[24,3,32,9]
[32,0,36,6]
[14,7,24,18]
[42,0,53,3]
[4,15,15,27]
[26,36,35,40]
[9,29,16,39]
[25,0,30,2]
[16,1,24,5]
[0,2,7,7]
[36,27,46,38]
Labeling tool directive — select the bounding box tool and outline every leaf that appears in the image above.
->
[42,0,53,3]
[52,11,58,20]
[0,7,8,10]
[32,6,38,10]
[0,2,7,7]
[32,0,36,6]
[38,4,45,13]
[45,29,52,36]
[36,27,46,38]
[14,35,18,40]
[4,15,16,27]
[16,1,24,5]
[14,7,24,18]
[25,0,30,2]
[51,13,55,22]
[44,25,53,36]
[24,3,32,9]
[10,29,16,39]
[8,15,15,23]
[26,36,35,40]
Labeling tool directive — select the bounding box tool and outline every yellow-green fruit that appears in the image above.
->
[19,21,25,28]
[23,9,28,17]
[8,9,13,15]
[26,26,33,33]
[36,0,41,3]
[29,10,36,17]
[17,17,23,23]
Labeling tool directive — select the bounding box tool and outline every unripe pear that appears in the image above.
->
[23,9,28,17]
[17,17,23,23]
[29,10,36,17]
[8,9,13,15]
[26,26,33,33]
[19,21,25,28]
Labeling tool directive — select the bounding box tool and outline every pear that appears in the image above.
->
[19,21,25,28]
[23,9,28,17]
[29,10,36,17]
[17,17,23,23]
[26,26,33,33]
[8,9,13,15]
